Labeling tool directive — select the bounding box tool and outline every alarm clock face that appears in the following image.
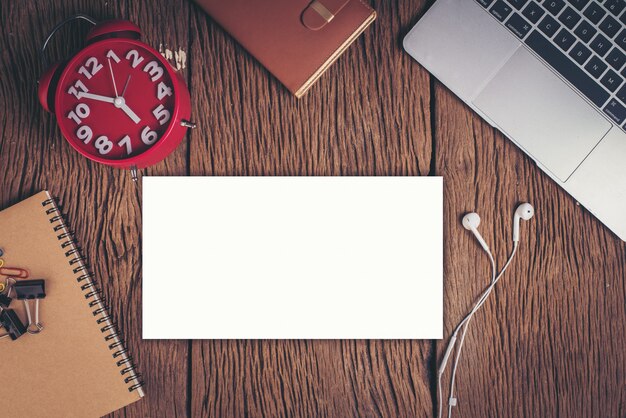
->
[56,39,178,163]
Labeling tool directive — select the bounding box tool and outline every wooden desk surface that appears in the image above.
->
[1,1,624,417]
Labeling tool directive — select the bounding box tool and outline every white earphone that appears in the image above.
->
[461,212,489,252]
[513,202,535,242]
[439,203,534,418]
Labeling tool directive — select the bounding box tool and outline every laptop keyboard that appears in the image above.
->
[476,0,626,129]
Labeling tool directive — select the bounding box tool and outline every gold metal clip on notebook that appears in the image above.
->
[302,0,350,30]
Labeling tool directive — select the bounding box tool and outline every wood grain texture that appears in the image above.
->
[188,1,435,417]
[435,81,626,418]
[1,0,625,417]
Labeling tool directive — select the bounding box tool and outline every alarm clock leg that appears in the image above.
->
[181,120,196,129]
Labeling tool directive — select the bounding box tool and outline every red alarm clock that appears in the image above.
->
[38,17,194,173]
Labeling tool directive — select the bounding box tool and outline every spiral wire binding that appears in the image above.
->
[41,197,144,394]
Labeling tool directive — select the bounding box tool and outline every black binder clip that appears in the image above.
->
[14,279,46,334]
[0,278,16,309]
[0,308,27,341]
[0,292,11,309]
[0,293,13,308]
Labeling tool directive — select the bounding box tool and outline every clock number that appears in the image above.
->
[126,49,144,68]
[152,104,171,126]
[76,125,93,144]
[67,80,89,99]
[67,103,90,124]
[78,57,103,79]
[141,127,158,145]
[117,135,133,155]
[106,50,121,63]
[157,82,172,100]
[143,61,163,82]
[94,136,113,155]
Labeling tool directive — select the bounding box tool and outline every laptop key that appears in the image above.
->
[600,69,623,92]
[523,2,545,23]
[606,48,626,70]
[506,13,532,38]
[545,0,566,15]
[505,0,529,9]
[566,0,589,12]
[584,2,607,24]
[574,20,597,43]
[590,34,612,57]
[490,0,513,21]
[476,0,495,7]
[570,42,592,65]
[558,6,582,29]
[538,15,561,37]
[603,98,626,124]
[585,55,608,78]
[604,0,626,16]
[599,15,620,38]
[525,30,610,107]
[555,28,577,51]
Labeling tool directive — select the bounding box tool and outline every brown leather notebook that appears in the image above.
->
[0,192,143,417]
[194,0,376,97]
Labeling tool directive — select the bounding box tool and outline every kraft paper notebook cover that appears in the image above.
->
[194,0,376,97]
[0,192,143,417]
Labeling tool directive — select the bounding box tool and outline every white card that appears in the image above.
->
[142,176,442,339]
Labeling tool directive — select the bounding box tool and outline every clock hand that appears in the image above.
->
[118,101,141,124]
[78,92,115,103]
[107,58,119,97]
[78,91,140,124]
[113,72,139,123]
[121,74,131,98]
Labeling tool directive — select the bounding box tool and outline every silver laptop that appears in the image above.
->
[404,0,626,241]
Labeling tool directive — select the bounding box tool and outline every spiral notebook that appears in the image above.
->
[0,191,143,417]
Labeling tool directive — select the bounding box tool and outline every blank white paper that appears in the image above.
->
[142,176,442,339]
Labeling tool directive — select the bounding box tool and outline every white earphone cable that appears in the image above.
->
[447,242,518,418]
[437,250,495,418]
[438,242,519,418]
[446,251,496,418]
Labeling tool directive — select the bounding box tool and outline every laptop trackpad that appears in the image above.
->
[474,47,611,181]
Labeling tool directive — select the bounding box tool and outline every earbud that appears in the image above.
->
[513,203,534,242]
[462,212,490,252]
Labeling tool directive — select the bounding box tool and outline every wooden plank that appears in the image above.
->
[0,1,190,417]
[187,0,435,416]
[434,80,626,418]
[109,1,192,417]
